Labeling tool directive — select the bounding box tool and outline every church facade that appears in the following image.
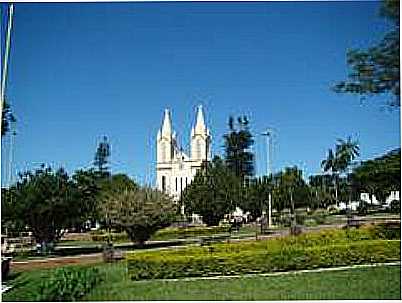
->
[156,105,211,201]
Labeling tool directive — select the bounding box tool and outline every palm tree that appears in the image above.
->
[321,149,340,204]
[335,136,360,173]
[321,137,360,206]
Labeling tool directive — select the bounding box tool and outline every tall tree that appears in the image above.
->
[333,0,400,107]
[182,156,239,226]
[94,136,111,177]
[1,99,15,137]
[321,137,359,204]
[242,176,273,220]
[273,167,309,214]
[223,115,255,182]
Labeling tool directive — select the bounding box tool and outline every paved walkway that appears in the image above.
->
[10,220,399,271]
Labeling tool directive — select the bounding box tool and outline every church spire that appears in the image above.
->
[194,105,206,135]
[161,108,172,137]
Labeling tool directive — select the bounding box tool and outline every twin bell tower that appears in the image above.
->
[156,105,211,200]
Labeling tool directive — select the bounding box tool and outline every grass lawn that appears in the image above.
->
[3,262,400,301]
[86,264,401,301]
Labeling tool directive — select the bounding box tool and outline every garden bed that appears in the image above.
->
[127,224,401,280]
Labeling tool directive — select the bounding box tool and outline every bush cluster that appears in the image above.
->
[127,225,400,280]
[37,267,102,301]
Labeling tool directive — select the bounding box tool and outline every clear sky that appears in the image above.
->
[1,1,400,186]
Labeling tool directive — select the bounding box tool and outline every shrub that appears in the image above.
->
[37,267,102,301]
[101,187,177,245]
[127,226,401,280]
[390,200,400,214]
[127,240,400,280]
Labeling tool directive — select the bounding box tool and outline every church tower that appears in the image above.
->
[156,105,211,201]
[191,105,211,161]
[156,109,174,193]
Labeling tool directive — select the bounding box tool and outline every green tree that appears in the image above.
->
[99,173,138,196]
[9,166,80,250]
[71,169,102,228]
[182,156,239,226]
[94,136,111,177]
[1,100,16,137]
[242,176,273,220]
[223,116,255,182]
[100,186,176,245]
[351,148,400,203]
[321,137,359,204]
[273,167,309,215]
[333,0,400,107]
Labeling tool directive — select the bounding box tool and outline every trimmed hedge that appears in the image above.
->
[90,226,231,243]
[128,240,400,280]
[91,232,128,243]
[127,225,401,280]
[151,225,230,241]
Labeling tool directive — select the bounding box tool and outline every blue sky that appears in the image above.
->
[1,1,400,186]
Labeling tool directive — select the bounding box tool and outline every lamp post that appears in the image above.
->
[261,128,275,227]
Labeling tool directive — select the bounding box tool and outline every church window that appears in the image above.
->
[175,178,178,191]
[185,177,188,186]
[162,176,166,192]
[161,142,166,162]
[180,177,183,193]
[196,138,202,159]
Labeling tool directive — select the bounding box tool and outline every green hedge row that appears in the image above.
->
[128,239,400,280]
[91,232,128,243]
[90,226,231,243]
[127,225,400,280]
[128,224,399,259]
[151,225,230,241]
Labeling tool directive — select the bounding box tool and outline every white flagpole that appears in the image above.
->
[0,4,14,134]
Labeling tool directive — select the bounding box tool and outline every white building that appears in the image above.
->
[156,105,211,201]
[360,191,400,206]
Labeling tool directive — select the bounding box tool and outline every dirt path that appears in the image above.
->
[11,253,103,271]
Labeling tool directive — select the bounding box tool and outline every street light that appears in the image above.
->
[261,128,275,227]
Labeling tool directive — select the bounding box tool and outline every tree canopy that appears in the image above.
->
[94,136,111,177]
[333,0,400,107]
[351,148,400,202]
[223,116,255,181]
[3,166,83,247]
[100,186,177,244]
[182,156,240,226]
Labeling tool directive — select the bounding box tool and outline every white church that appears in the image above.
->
[156,105,211,201]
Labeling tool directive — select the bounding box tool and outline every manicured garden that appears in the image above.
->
[127,224,400,280]
[3,224,400,301]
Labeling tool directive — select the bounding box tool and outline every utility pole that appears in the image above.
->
[0,4,14,134]
[261,128,274,227]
